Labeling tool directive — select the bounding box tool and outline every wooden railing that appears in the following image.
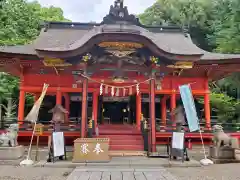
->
[1,118,240,133]
[155,122,240,133]
[0,118,81,132]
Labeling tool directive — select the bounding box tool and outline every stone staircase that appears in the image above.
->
[96,124,144,151]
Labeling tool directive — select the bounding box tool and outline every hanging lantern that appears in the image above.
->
[100,84,103,95]
[111,86,115,96]
[123,88,126,96]
[116,88,119,96]
[136,84,140,95]
[105,86,109,94]
[129,87,132,95]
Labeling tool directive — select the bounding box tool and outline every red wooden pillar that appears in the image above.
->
[161,96,167,127]
[136,93,142,130]
[150,78,156,152]
[18,90,25,125]
[56,89,62,105]
[204,79,211,129]
[171,78,177,128]
[170,92,176,127]
[92,91,98,128]
[81,78,88,138]
[63,93,70,123]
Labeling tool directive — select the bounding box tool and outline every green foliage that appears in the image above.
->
[207,0,240,53]
[209,93,237,122]
[0,0,70,46]
[139,0,240,123]
[139,0,213,50]
[0,0,70,112]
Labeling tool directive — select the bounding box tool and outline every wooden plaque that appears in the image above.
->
[34,124,44,136]
[72,138,110,163]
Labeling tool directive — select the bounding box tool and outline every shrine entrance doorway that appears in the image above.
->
[100,96,135,125]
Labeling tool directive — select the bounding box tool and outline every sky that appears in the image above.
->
[28,0,156,22]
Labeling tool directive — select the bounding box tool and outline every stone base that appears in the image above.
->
[209,146,235,159]
[210,158,240,164]
[0,146,25,160]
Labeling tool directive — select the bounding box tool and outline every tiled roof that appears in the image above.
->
[0,23,240,61]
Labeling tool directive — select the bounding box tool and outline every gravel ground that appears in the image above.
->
[168,164,240,180]
[0,164,240,180]
[0,146,239,180]
[0,166,73,180]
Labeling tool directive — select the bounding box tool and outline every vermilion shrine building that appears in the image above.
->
[0,1,240,151]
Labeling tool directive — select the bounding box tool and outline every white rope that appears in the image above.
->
[79,73,154,88]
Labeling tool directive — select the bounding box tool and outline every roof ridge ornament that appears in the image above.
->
[102,0,141,25]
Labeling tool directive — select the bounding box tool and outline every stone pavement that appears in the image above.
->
[35,157,201,168]
[0,165,73,180]
[67,167,178,180]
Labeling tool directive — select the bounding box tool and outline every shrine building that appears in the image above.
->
[0,0,240,151]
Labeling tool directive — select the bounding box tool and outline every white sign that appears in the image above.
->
[172,132,184,150]
[52,132,65,157]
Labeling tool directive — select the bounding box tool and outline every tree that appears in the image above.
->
[0,0,70,46]
[0,0,70,123]
[139,0,214,51]
[139,0,240,123]
[207,0,240,53]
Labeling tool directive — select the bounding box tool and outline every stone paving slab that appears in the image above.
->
[66,168,179,180]
[34,157,200,168]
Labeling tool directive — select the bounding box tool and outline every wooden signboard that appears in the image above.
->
[72,138,110,163]
[34,124,44,161]
[35,124,44,136]
[170,132,185,162]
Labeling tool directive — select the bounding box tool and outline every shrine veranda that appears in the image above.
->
[0,0,240,152]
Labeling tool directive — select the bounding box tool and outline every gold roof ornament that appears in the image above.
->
[98,42,143,50]
[107,50,135,57]
[43,57,72,67]
[167,61,193,69]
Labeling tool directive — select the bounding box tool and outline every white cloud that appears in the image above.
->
[27,0,156,22]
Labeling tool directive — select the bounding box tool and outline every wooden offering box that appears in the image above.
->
[72,138,110,163]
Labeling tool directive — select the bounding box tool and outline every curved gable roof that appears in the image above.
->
[33,24,203,57]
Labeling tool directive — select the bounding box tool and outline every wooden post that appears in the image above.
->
[171,92,176,127]
[150,78,156,152]
[18,90,25,125]
[81,78,88,138]
[161,96,167,127]
[136,93,142,130]
[92,91,98,129]
[34,123,43,161]
[204,79,211,129]
[171,79,177,128]
[35,135,40,161]
[63,93,70,123]
[56,89,62,105]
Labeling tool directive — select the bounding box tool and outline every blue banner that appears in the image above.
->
[179,84,200,132]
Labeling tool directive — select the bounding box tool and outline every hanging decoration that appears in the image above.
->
[136,84,140,95]
[76,72,157,96]
[105,86,109,94]
[111,87,115,96]
[123,88,126,96]
[129,87,132,95]
[116,88,120,96]
[100,84,103,95]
